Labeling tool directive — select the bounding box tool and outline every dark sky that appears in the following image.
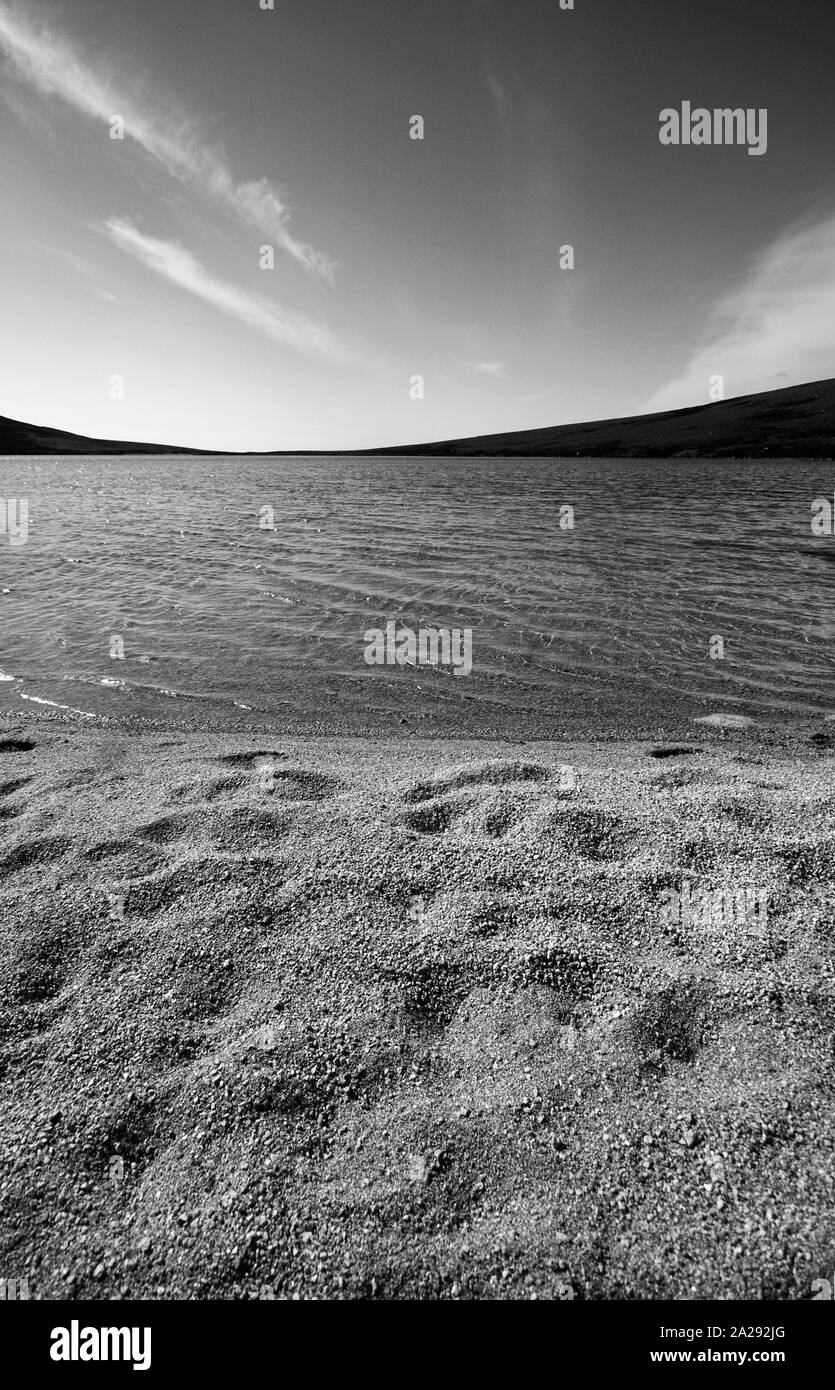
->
[1,0,833,448]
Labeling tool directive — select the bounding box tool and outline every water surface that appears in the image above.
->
[0,454,833,734]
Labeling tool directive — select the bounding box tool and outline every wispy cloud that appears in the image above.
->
[644,211,835,412]
[0,73,55,142]
[483,62,511,132]
[0,2,334,283]
[103,219,343,359]
[474,360,508,378]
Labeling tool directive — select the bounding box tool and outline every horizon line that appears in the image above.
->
[1,375,832,457]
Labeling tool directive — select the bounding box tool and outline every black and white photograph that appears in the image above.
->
[0,0,833,1362]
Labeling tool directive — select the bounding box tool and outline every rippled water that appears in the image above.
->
[0,454,833,733]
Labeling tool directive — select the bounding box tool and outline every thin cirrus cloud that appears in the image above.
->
[0,1,334,284]
[103,219,343,360]
[644,211,835,412]
[483,62,510,133]
[474,361,508,378]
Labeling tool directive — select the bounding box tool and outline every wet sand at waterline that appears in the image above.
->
[1,716,833,1299]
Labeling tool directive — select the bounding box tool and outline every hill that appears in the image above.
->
[0,377,833,457]
[368,378,835,458]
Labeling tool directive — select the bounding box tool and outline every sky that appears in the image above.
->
[0,0,834,451]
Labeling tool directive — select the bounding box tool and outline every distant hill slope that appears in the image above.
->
[0,418,217,456]
[367,378,835,458]
[1,377,833,457]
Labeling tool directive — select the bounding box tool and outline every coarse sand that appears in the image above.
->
[1,717,834,1300]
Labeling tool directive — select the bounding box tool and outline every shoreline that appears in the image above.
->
[2,375,834,458]
[1,699,834,752]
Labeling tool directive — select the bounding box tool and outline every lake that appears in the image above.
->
[0,454,833,735]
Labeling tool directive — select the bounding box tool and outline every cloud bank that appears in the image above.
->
[0,2,334,283]
[644,212,835,412]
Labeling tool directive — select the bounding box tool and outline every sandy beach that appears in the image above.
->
[0,713,833,1300]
